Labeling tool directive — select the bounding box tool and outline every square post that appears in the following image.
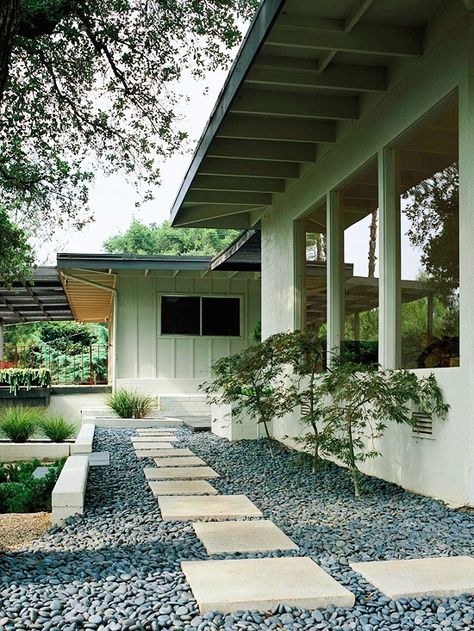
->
[326,190,344,359]
[378,147,401,369]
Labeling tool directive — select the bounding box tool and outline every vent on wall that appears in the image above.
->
[412,413,433,438]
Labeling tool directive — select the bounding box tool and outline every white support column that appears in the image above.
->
[378,147,401,369]
[293,221,305,331]
[326,190,344,359]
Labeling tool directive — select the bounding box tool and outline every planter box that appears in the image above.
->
[0,441,71,462]
[0,387,50,407]
[211,403,259,442]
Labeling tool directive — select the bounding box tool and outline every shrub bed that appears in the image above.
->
[0,458,65,513]
[0,368,51,394]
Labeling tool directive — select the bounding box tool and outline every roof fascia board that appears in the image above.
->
[170,0,286,225]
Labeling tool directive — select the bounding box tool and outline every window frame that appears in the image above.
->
[158,293,244,339]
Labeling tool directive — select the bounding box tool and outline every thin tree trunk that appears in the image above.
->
[346,411,361,497]
[0,0,20,102]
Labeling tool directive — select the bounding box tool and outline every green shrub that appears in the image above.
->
[0,406,43,442]
[106,389,154,419]
[40,416,76,442]
[0,458,65,513]
[0,367,51,394]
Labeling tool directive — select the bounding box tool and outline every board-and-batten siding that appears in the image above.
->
[115,273,260,386]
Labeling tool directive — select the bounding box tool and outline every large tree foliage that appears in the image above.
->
[103,218,239,256]
[0,205,34,287]
[0,0,258,233]
[403,163,459,302]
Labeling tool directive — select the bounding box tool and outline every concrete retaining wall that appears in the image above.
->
[52,454,89,525]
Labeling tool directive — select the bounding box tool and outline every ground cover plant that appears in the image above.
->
[106,389,155,419]
[0,458,65,513]
[39,416,76,442]
[0,405,43,442]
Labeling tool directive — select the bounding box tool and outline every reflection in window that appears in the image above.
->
[341,159,379,365]
[396,93,459,368]
[303,204,327,346]
[161,296,240,337]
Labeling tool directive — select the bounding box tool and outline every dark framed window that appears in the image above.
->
[161,296,200,335]
[202,297,240,336]
[160,295,241,337]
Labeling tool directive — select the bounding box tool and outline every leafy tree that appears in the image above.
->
[0,205,34,287]
[403,163,459,302]
[104,219,239,256]
[202,340,296,456]
[301,355,449,497]
[0,0,258,233]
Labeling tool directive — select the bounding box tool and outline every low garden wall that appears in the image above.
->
[51,454,89,525]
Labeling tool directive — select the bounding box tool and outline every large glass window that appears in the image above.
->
[161,296,240,337]
[396,94,459,368]
[341,158,379,364]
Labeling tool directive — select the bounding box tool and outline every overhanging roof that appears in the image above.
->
[0,267,73,324]
[170,0,463,229]
[211,230,261,271]
[57,253,212,271]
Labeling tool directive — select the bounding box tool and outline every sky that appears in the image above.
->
[40,68,228,264]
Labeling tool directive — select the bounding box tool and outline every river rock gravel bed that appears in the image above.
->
[1,427,474,631]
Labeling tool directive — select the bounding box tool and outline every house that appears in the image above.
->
[0,253,260,419]
[169,0,473,505]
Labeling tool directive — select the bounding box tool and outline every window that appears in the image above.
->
[341,158,379,365]
[395,94,459,368]
[202,298,240,336]
[161,297,200,335]
[161,296,240,337]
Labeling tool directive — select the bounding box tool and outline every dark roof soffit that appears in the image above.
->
[57,253,213,271]
[170,0,285,226]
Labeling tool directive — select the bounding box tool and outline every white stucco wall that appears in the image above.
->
[115,271,261,395]
[261,14,474,506]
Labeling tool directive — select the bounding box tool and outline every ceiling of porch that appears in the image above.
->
[170,0,467,229]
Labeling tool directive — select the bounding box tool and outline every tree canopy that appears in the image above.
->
[0,0,258,235]
[103,219,239,256]
[0,205,34,287]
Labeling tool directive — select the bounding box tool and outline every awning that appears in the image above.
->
[0,267,73,324]
[170,0,461,229]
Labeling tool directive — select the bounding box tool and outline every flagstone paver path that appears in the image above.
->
[3,427,474,630]
[144,466,219,480]
[149,480,219,496]
[153,456,207,467]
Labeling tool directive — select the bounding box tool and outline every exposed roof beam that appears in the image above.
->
[231,88,359,120]
[192,175,285,193]
[22,283,51,320]
[185,190,272,206]
[199,157,300,179]
[249,59,387,93]
[0,299,25,322]
[344,0,376,33]
[268,21,422,58]
[207,138,316,163]
[175,205,252,227]
[218,114,335,143]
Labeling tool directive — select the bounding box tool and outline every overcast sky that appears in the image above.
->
[40,68,228,264]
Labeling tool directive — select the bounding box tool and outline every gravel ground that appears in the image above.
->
[0,513,51,551]
[1,427,474,631]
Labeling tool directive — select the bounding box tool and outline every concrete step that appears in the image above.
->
[157,494,262,521]
[181,557,355,613]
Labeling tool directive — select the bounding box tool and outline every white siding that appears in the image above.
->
[116,271,260,394]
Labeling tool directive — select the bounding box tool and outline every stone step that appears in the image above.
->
[86,418,183,429]
[192,520,299,555]
[148,480,218,496]
[136,429,178,436]
[157,494,262,521]
[144,466,219,480]
[153,456,207,467]
[181,557,355,613]
[135,447,174,457]
[142,448,195,458]
[132,437,178,445]
[350,556,474,600]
